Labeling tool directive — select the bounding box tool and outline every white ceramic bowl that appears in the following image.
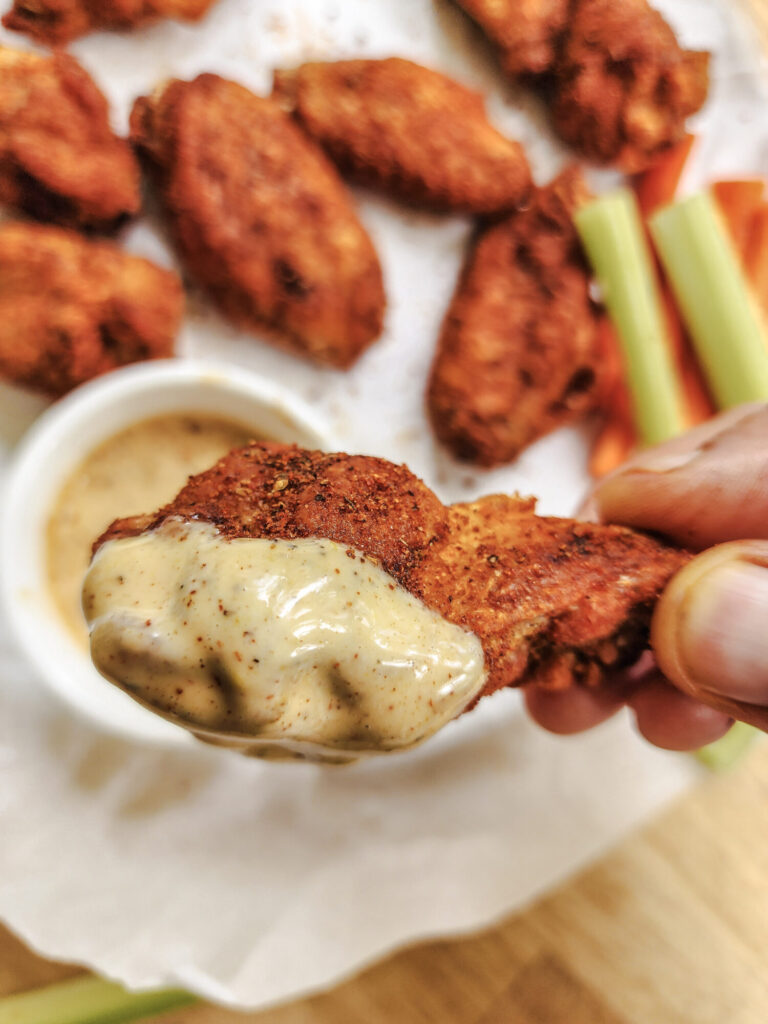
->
[1,360,332,747]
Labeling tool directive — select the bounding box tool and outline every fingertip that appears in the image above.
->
[628,677,733,751]
[524,683,625,736]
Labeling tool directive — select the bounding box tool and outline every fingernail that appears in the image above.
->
[679,560,768,704]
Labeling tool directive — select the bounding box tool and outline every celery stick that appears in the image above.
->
[696,721,759,772]
[575,189,686,445]
[0,977,195,1024]
[650,192,768,407]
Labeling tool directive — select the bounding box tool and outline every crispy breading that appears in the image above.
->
[130,74,385,369]
[0,222,182,396]
[98,443,688,700]
[551,0,709,171]
[273,58,531,216]
[0,47,141,231]
[2,0,218,45]
[427,167,601,467]
[453,0,569,77]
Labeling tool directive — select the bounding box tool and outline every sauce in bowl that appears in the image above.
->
[46,413,254,645]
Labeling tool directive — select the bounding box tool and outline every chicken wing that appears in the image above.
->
[452,0,569,77]
[551,0,709,171]
[130,74,385,368]
[427,167,601,467]
[0,47,141,231]
[0,221,182,396]
[273,58,531,216]
[2,0,219,46]
[96,443,686,703]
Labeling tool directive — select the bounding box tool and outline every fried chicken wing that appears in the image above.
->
[273,58,531,216]
[453,0,569,77]
[427,167,601,467]
[3,0,218,46]
[97,443,687,704]
[0,222,182,396]
[130,74,385,368]
[551,0,709,171]
[0,47,141,231]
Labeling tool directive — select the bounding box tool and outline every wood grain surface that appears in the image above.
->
[1,1,767,1021]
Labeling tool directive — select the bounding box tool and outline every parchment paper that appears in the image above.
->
[0,0,765,1010]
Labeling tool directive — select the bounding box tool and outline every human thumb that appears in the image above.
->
[652,541,768,731]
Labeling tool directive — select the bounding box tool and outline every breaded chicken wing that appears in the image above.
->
[3,0,219,46]
[130,75,385,368]
[0,47,141,231]
[551,0,709,171]
[428,167,601,467]
[0,222,182,395]
[97,443,687,702]
[453,0,569,77]
[273,58,531,215]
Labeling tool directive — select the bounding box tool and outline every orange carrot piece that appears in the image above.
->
[589,419,635,478]
[744,204,768,320]
[633,134,695,217]
[711,180,766,256]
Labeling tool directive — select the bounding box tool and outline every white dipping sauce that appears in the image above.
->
[83,520,487,762]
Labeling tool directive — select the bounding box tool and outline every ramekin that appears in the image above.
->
[1,360,332,747]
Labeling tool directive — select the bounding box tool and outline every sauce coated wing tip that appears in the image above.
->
[97,442,687,700]
[130,74,385,369]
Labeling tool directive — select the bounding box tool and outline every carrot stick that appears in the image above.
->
[633,133,695,217]
[589,418,635,478]
[743,204,768,321]
[711,180,766,255]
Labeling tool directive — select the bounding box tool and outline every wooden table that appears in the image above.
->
[3,2,768,1020]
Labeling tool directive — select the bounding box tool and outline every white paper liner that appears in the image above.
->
[0,0,765,1010]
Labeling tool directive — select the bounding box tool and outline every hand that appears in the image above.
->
[524,403,768,750]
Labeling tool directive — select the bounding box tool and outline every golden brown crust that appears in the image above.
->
[551,0,710,171]
[454,0,570,77]
[98,442,688,699]
[130,75,385,369]
[2,0,218,46]
[427,167,601,467]
[0,48,141,232]
[272,58,531,216]
[0,221,182,395]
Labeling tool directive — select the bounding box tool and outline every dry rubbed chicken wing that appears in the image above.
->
[551,0,709,171]
[273,58,531,216]
[130,74,385,368]
[98,443,687,700]
[0,222,182,396]
[428,167,601,467]
[453,0,569,77]
[2,0,219,46]
[0,47,141,232]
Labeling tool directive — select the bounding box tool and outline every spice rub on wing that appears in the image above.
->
[3,0,219,46]
[453,0,570,77]
[98,443,687,701]
[427,167,601,467]
[551,0,709,171]
[130,74,385,369]
[273,58,531,216]
[0,48,141,232]
[0,222,182,396]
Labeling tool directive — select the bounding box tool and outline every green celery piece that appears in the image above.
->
[0,977,195,1024]
[575,188,686,445]
[696,721,760,772]
[650,192,768,407]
